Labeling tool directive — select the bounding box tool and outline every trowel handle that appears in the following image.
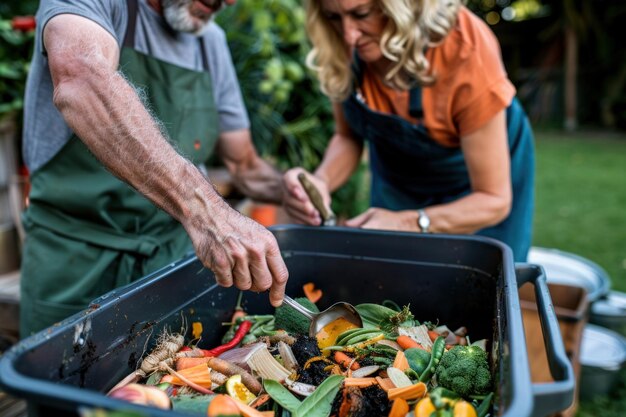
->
[297,173,334,224]
[282,294,316,321]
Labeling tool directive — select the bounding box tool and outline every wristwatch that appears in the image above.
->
[417,209,430,233]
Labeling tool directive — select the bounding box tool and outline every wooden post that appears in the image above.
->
[0,113,20,273]
[564,26,578,132]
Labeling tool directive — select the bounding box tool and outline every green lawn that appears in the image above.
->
[533,131,626,290]
[532,130,626,417]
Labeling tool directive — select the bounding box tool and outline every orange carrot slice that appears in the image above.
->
[343,377,377,387]
[388,398,409,417]
[176,357,211,371]
[375,377,395,392]
[392,350,409,372]
[303,282,322,303]
[334,351,360,370]
[387,382,427,401]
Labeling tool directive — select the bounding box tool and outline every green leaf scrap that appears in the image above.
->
[355,304,398,328]
[264,379,301,413]
[295,375,344,417]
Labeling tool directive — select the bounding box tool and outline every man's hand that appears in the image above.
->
[282,168,331,226]
[345,208,418,232]
[184,192,288,307]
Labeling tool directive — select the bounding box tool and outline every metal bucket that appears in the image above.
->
[528,247,611,303]
[579,324,626,401]
[590,291,626,337]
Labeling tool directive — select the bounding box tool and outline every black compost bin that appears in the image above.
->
[0,226,574,417]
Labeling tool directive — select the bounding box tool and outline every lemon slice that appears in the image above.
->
[225,374,257,405]
[415,397,436,416]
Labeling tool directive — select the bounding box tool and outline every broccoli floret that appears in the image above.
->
[275,297,319,335]
[435,345,492,397]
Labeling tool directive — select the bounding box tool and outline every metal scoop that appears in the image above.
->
[282,294,363,338]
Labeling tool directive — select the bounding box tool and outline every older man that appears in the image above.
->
[20,0,288,335]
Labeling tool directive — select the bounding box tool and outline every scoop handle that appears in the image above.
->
[282,294,316,321]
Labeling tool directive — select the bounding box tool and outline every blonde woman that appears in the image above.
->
[283,0,535,261]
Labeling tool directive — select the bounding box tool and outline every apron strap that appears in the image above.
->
[409,86,424,119]
[25,203,182,257]
[123,0,139,48]
[198,37,209,71]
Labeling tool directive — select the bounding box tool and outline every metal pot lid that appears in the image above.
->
[580,324,626,370]
[591,291,626,318]
[528,247,611,302]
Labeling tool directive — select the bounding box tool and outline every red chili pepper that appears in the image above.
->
[202,320,252,357]
[11,16,36,32]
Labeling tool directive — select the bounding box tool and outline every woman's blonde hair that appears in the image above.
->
[305,0,462,101]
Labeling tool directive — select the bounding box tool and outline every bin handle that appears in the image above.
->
[515,263,576,417]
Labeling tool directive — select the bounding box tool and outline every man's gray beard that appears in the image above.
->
[161,0,211,35]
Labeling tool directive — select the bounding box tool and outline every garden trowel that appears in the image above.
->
[297,173,336,226]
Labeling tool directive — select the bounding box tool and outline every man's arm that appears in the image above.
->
[216,129,283,205]
[44,14,288,305]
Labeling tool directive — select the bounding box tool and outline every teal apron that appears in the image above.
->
[342,59,535,261]
[20,0,219,336]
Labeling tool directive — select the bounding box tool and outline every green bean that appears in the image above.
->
[370,356,392,366]
[236,315,274,324]
[336,328,379,346]
[344,332,384,346]
[321,346,345,353]
[419,336,445,383]
[335,328,363,342]
[476,392,494,417]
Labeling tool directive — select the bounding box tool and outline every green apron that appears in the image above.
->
[20,0,219,336]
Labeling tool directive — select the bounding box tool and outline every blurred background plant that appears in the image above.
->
[0,15,35,118]
[217,0,329,169]
[466,0,626,131]
[215,0,369,217]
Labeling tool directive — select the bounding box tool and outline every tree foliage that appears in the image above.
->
[216,0,333,171]
[216,0,369,217]
[467,0,626,130]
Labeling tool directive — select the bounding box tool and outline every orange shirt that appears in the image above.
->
[360,6,515,147]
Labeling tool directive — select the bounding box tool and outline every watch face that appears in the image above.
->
[418,210,430,231]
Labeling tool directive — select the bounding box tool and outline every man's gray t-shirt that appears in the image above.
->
[23,0,249,172]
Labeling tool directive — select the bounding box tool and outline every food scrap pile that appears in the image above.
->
[108,286,494,417]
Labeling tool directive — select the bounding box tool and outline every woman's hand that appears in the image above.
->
[282,168,331,225]
[345,208,418,232]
